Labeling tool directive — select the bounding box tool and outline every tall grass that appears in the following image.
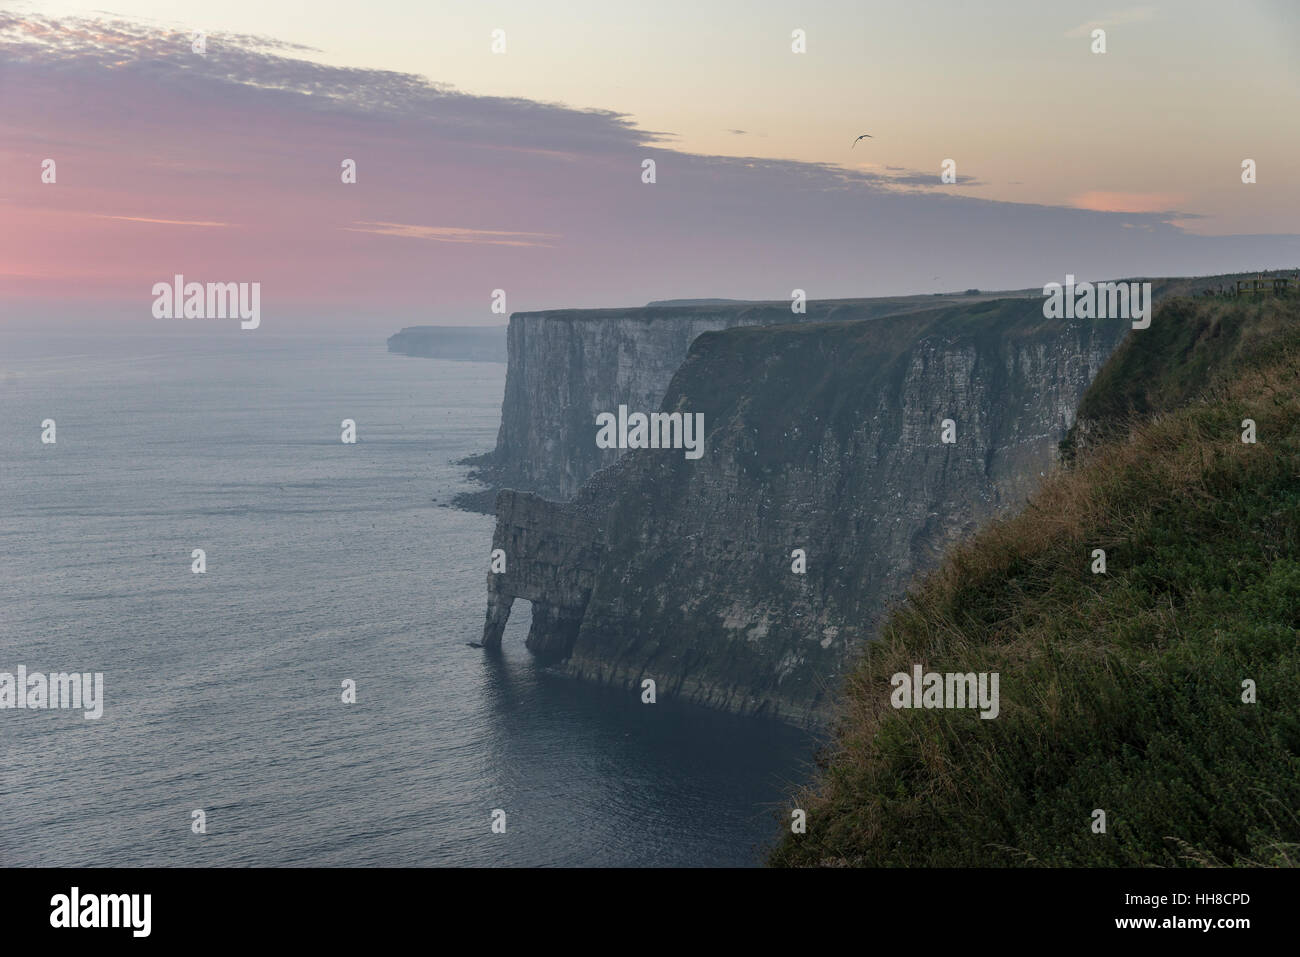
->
[772,295,1300,867]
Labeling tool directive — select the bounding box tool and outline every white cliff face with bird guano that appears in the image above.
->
[481,296,1131,727]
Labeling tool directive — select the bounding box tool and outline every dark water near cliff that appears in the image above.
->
[0,326,815,866]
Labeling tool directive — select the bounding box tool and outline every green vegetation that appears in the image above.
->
[772,294,1300,867]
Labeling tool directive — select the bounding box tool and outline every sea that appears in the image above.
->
[0,324,816,867]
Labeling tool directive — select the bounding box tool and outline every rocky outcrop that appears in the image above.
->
[387,325,507,362]
[483,489,604,657]
[482,298,1132,727]
[479,294,1039,501]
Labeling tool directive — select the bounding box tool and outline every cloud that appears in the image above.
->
[90,214,232,227]
[1065,5,1157,38]
[1,12,1296,327]
[342,222,560,247]
[0,13,666,155]
[877,169,984,188]
[1070,191,1187,214]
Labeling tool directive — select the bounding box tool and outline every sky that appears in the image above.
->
[1,0,1298,328]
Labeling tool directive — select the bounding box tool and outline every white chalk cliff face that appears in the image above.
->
[482,297,1132,727]
[490,308,754,500]
[480,295,1034,501]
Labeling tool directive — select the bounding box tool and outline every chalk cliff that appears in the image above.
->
[477,294,1039,501]
[483,298,1132,726]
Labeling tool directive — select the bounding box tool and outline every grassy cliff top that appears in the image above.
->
[509,272,1296,323]
[772,293,1300,867]
[509,290,1040,323]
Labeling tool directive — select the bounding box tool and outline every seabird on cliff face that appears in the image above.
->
[851,133,873,148]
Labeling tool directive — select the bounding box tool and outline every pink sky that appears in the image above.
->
[2,13,1298,329]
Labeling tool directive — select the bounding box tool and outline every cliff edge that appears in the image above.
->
[772,293,1300,865]
[483,297,1131,726]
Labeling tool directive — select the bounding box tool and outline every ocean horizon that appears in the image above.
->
[0,324,815,867]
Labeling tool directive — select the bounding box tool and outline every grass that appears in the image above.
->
[771,294,1300,867]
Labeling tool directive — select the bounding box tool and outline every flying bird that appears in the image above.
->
[851,133,873,148]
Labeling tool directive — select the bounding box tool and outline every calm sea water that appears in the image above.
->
[0,325,815,867]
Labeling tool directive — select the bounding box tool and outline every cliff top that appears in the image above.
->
[510,290,1039,323]
[510,271,1298,324]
